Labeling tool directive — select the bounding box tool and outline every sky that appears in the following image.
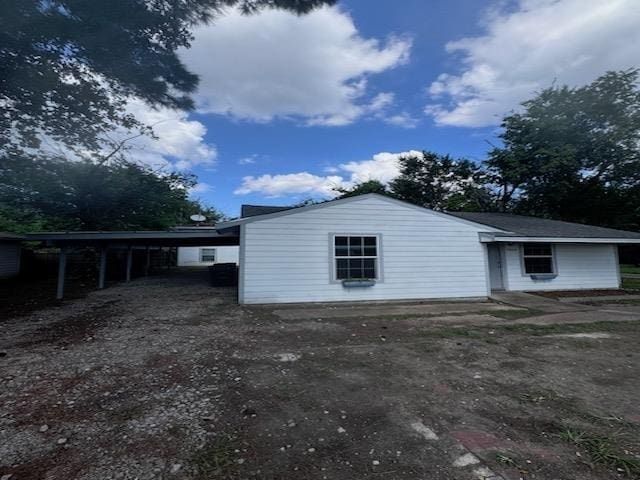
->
[122,0,640,218]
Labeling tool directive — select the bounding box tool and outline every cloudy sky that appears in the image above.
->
[123,0,640,216]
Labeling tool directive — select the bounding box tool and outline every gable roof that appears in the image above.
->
[241,204,292,218]
[218,194,504,231]
[449,212,640,240]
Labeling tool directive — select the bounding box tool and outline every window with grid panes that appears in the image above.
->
[334,236,378,280]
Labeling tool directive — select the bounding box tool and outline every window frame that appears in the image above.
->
[520,243,556,276]
[329,233,382,283]
[200,247,217,263]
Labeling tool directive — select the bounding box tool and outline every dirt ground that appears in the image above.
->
[1,270,640,480]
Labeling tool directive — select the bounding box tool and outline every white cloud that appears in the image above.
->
[182,6,412,126]
[122,99,217,170]
[234,150,421,197]
[190,182,213,194]
[426,0,640,127]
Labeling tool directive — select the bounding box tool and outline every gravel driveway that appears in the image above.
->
[1,270,639,479]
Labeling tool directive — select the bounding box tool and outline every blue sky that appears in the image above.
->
[124,0,639,218]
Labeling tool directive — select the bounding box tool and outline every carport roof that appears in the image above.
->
[25,230,239,246]
[449,212,640,240]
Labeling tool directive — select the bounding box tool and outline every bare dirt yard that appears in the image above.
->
[2,270,640,480]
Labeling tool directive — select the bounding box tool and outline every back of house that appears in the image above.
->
[215,194,640,304]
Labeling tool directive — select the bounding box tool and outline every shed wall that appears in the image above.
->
[241,196,491,304]
[0,241,21,278]
[501,243,619,291]
[177,246,239,266]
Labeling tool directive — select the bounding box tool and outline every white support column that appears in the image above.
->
[56,248,67,300]
[125,245,133,283]
[98,246,108,289]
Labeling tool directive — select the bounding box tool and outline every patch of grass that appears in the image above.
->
[480,308,542,320]
[559,428,640,477]
[191,435,242,479]
[622,278,640,290]
[420,319,640,340]
[621,264,640,275]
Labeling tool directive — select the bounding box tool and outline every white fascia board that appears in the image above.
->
[480,234,640,244]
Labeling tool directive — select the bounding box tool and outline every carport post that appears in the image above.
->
[56,247,67,300]
[144,246,151,276]
[98,246,108,289]
[125,245,133,282]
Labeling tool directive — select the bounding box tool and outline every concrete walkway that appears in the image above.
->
[489,291,590,313]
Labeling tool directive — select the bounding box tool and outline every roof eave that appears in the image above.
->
[480,233,640,244]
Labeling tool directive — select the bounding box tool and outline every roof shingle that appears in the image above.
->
[448,212,640,239]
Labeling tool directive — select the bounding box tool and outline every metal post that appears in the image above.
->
[56,248,67,300]
[145,246,151,276]
[98,246,107,289]
[125,245,133,282]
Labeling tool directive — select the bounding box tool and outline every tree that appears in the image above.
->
[0,156,223,233]
[0,0,335,157]
[334,180,390,199]
[486,69,640,229]
[389,151,492,211]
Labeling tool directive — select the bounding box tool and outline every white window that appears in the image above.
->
[333,235,378,280]
[522,244,554,274]
[200,248,216,263]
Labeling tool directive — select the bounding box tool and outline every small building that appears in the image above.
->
[177,246,239,266]
[0,232,23,279]
[214,194,640,304]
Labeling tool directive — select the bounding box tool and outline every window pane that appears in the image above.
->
[335,236,348,246]
[524,257,553,274]
[336,268,349,280]
[364,237,376,246]
[363,246,376,256]
[523,244,552,256]
[349,258,363,270]
[335,245,348,256]
[201,248,216,262]
[349,237,363,256]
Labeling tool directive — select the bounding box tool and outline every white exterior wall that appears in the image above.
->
[240,196,493,304]
[501,243,620,291]
[177,246,239,266]
[0,241,21,279]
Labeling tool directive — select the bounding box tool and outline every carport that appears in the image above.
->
[26,230,238,299]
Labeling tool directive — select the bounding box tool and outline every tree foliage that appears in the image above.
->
[0,0,335,157]
[389,151,491,211]
[0,157,222,233]
[334,180,390,198]
[486,69,640,230]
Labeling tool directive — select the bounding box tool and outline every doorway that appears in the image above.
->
[487,244,504,290]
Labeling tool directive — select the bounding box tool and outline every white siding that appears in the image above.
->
[241,196,492,304]
[177,246,239,266]
[502,243,620,291]
[0,241,21,278]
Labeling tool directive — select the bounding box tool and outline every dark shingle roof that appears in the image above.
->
[448,212,640,239]
[0,232,24,241]
[241,204,292,218]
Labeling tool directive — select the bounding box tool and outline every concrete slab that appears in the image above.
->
[272,302,526,320]
[490,291,589,313]
[559,294,640,303]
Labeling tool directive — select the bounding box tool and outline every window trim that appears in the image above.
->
[520,243,556,276]
[200,247,217,263]
[329,233,383,284]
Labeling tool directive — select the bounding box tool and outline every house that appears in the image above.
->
[173,226,239,267]
[0,232,23,279]
[177,246,239,267]
[213,194,640,304]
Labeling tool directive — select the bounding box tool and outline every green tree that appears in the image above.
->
[389,151,492,211]
[334,180,390,198]
[0,0,335,157]
[486,69,640,229]
[0,156,223,233]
